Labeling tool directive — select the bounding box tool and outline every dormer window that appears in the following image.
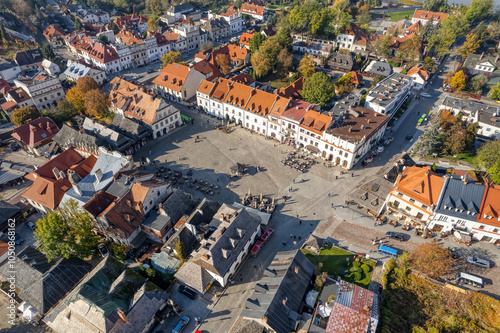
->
[444,206,452,210]
[484,214,493,219]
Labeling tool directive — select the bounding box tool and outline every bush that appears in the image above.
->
[361,264,371,273]
[352,271,362,282]
[352,261,361,268]
[111,243,127,260]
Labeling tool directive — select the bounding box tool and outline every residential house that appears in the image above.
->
[239,250,315,333]
[82,117,135,153]
[74,8,110,25]
[9,73,65,111]
[326,53,353,72]
[114,30,148,67]
[175,208,262,293]
[349,71,363,87]
[463,53,500,77]
[166,3,195,21]
[202,18,230,41]
[1,85,35,113]
[411,9,449,25]
[60,150,132,207]
[335,23,377,53]
[474,185,500,244]
[113,14,148,35]
[40,59,60,76]
[209,6,243,34]
[365,73,413,115]
[0,58,21,80]
[153,62,208,102]
[241,2,267,21]
[145,31,171,63]
[51,124,104,157]
[11,117,59,157]
[278,99,313,143]
[111,113,150,144]
[164,31,188,52]
[239,32,254,48]
[43,25,65,46]
[365,60,393,77]
[292,41,333,57]
[383,166,445,223]
[277,78,304,100]
[471,108,500,140]
[191,60,221,82]
[297,109,333,156]
[407,64,429,90]
[44,257,169,333]
[62,60,107,86]
[0,246,92,315]
[429,176,487,237]
[227,44,251,67]
[261,25,276,37]
[173,24,207,51]
[22,148,97,213]
[14,49,43,71]
[109,77,181,139]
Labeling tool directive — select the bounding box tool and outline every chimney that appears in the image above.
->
[117,309,128,323]
[59,170,66,179]
[203,254,210,260]
[95,169,103,183]
[294,266,299,274]
[348,127,352,132]
[73,184,83,196]
[282,297,287,306]
[479,52,484,60]
[158,203,166,215]
[52,167,60,180]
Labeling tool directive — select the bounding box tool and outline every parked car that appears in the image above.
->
[406,134,413,140]
[147,68,154,73]
[467,256,491,268]
[420,92,431,98]
[98,243,109,257]
[14,234,24,245]
[178,285,197,299]
[385,231,405,241]
[172,316,190,333]
[26,221,36,231]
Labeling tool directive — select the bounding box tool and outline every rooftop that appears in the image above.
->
[11,117,59,148]
[366,72,412,108]
[441,96,500,115]
[435,177,486,221]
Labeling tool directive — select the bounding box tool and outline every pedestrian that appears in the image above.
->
[177,155,180,161]
[289,187,292,192]
[229,146,231,151]
[336,175,338,180]
[290,234,293,238]
[283,241,286,246]
[293,179,295,184]
[299,220,302,225]
[216,178,219,182]
[283,196,287,202]
[351,173,354,177]
[341,205,345,208]
[331,203,334,208]
[296,214,299,219]
[299,236,301,240]
[149,150,151,155]
[328,192,331,197]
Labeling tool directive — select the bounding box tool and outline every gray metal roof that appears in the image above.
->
[241,250,315,333]
[142,211,171,232]
[366,61,392,76]
[441,96,500,114]
[83,118,134,152]
[367,72,412,108]
[111,113,150,140]
[435,178,486,220]
[161,189,197,225]
[52,124,104,155]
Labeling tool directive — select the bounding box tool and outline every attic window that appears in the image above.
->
[484,214,493,219]
[444,206,452,210]
[41,133,47,138]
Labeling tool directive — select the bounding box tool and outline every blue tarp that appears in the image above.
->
[378,245,398,258]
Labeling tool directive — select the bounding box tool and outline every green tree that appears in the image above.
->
[276,26,293,51]
[475,140,500,184]
[175,241,185,261]
[302,72,335,107]
[490,82,500,101]
[396,35,422,66]
[276,48,293,79]
[251,51,271,78]
[43,100,78,123]
[259,37,281,67]
[423,0,447,11]
[147,16,159,32]
[98,34,109,45]
[465,0,493,23]
[420,19,437,42]
[34,199,99,261]
[374,34,392,57]
[249,33,266,53]
[10,107,39,126]
[41,43,55,60]
[470,74,488,92]
[147,0,163,16]
[0,22,8,45]
[109,21,119,34]
[457,32,481,59]
[429,15,470,56]
[161,51,182,67]
[75,18,83,31]
[356,8,371,29]
[423,56,435,68]
[450,70,466,91]
[299,53,316,79]
[488,21,500,40]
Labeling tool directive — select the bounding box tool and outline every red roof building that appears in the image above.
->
[11,117,59,157]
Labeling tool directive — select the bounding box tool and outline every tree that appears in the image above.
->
[75,18,83,31]
[199,41,213,52]
[415,118,441,156]
[84,90,108,118]
[423,0,446,11]
[216,53,231,75]
[76,77,100,94]
[276,48,293,79]
[490,82,500,101]
[10,107,39,126]
[299,53,316,79]
[97,34,109,45]
[429,15,469,56]
[66,88,85,113]
[276,26,293,50]
[475,140,500,184]
[34,199,99,261]
[41,43,55,61]
[109,21,119,34]
[396,36,422,66]
[147,16,159,32]
[373,34,392,57]
[43,100,78,123]
[0,22,8,45]
[488,21,500,40]
[357,8,371,29]
[161,51,182,67]
[411,241,453,278]
[420,19,437,42]
[457,32,481,59]
[302,72,335,107]
[259,37,281,67]
[251,51,271,78]
[465,0,493,23]
[470,74,488,92]
[175,241,185,261]
[450,70,466,91]
[249,33,265,53]
[423,56,435,69]
[148,0,163,16]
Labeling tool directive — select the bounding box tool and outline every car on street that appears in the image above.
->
[15,234,24,245]
[420,92,431,98]
[406,134,413,140]
[172,316,190,333]
[385,231,405,241]
[147,68,154,73]
[27,221,36,231]
[467,256,491,268]
[98,243,109,257]
[178,285,197,299]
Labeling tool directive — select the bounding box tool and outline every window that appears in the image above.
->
[393,200,400,208]
[479,225,485,229]
[405,206,412,212]
[416,212,424,219]
[409,198,415,203]
[494,228,499,233]
[397,192,403,197]
[421,204,428,209]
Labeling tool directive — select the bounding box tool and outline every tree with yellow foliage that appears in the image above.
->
[299,53,316,79]
[457,32,480,59]
[450,70,466,91]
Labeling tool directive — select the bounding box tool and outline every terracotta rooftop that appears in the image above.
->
[476,185,500,228]
[391,166,445,208]
[231,73,255,85]
[413,10,449,23]
[239,32,254,46]
[153,63,190,92]
[43,25,65,40]
[12,117,59,148]
[407,64,429,81]
[241,2,266,16]
[300,110,333,135]
[197,80,214,95]
[277,78,304,100]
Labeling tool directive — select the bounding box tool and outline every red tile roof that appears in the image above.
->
[241,2,266,16]
[281,100,313,122]
[227,44,249,62]
[197,80,215,95]
[348,71,363,85]
[12,117,59,148]
[407,64,429,81]
[277,78,304,100]
[102,190,145,239]
[477,185,500,228]
[300,110,332,135]
[231,73,255,85]
[413,10,449,23]
[391,166,444,208]
[153,63,190,92]
[43,25,65,40]
[239,32,254,46]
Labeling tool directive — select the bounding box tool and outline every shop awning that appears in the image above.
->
[305,145,319,153]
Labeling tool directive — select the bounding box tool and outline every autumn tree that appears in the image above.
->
[10,107,39,126]
[429,15,470,56]
[423,0,446,11]
[0,22,7,46]
[302,72,335,107]
[75,18,83,31]
[251,51,271,78]
[259,37,281,68]
[76,77,100,94]
[66,87,85,113]
[489,82,500,101]
[396,36,422,66]
[475,140,500,184]
[249,33,266,53]
[299,53,316,79]
[147,16,159,32]
[458,32,481,59]
[216,53,231,75]
[147,0,163,16]
[411,241,453,278]
[161,51,182,67]
[276,26,293,50]
[374,34,392,57]
[488,21,500,40]
[34,199,99,261]
[450,70,466,91]
[465,0,493,24]
[276,48,293,79]
[84,90,108,118]
[175,241,185,262]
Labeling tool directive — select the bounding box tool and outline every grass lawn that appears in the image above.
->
[387,10,415,22]
[261,71,290,89]
[265,4,290,10]
[302,246,376,288]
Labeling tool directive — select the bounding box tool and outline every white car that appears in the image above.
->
[467,256,490,268]
[420,92,431,98]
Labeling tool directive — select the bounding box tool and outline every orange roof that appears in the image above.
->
[413,10,449,23]
[407,65,429,81]
[348,71,363,85]
[239,32,254,46]
[406,21,422,34]
[222,79,253,108]
[210,77,232,101]
[244,89,278,117]
[391,166,445,208]
[153,63,190,92]
[43,25,65,40]
[277,78,304,100]
[165,31,181,42]
[300,110,332,135]
[227,44,249,62]
[197,80,215,95]
[231,73,255,85]
[477,186,500,228]
[220,5,239,17]
[241,2,266,16]
[0,241,8,257]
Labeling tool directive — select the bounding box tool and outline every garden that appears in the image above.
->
[302,245,376,288]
